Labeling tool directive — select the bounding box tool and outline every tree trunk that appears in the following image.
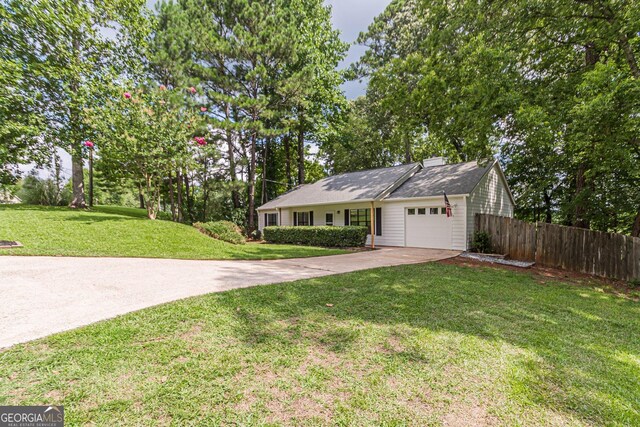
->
[176,171,183,222]
[297,120,305,185]
[138,182,145,209]
[543,190,552,223]
[88,150,93,208]
[403,133,412,164]
[573,43,600,229]
[168,170,176,221]
[69,150,86,208]
[619,34,640,79]
[226,102,240,209]
[68,9,85,209]
[248,131,257,232]
[261,138,269,204]
[574,164,590,229]
[184,170,194,223]
[145,174,156,220]
[284,133,292,187]
[632,207,640,237]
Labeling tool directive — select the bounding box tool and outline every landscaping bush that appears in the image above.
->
[263,226,368,247]
[471,231,492,253]
[194,221,246,245]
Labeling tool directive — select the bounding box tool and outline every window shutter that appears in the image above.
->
[264,213,267,228]
[293,212,298,226]
[376,208,382,236]
[309,211,314,226]
[344,209,349,226]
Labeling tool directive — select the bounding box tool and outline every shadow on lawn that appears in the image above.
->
[212,262,639,425]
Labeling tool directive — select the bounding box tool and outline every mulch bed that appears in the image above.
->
[440,255,639,300]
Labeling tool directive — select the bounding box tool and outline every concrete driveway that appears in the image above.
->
[0,247,458,348]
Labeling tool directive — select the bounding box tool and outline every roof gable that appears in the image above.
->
[386,160,494,199]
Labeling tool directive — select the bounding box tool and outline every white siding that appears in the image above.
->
[279,208,292,226]
[466,164,514,247]
[258,209,278,230]
[382,196,467,249]
[258,208,293,230]
[259,197,468,250]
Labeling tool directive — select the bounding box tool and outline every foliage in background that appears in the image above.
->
[90,84,208,219]
[352,0,640,237]
[194,221,246,245]
[1,0,150,207]
[16,174,71,207]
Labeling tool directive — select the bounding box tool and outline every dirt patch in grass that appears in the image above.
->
[442,398,498,427]
[179,322,204,341]
[440,256,639,300]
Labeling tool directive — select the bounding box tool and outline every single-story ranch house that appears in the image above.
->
[258,157,514,250]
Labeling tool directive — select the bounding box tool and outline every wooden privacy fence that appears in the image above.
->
[475,214,640,282]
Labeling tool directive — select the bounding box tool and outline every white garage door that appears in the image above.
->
[405,207,452,249]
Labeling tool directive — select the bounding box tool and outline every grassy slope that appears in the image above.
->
[1,262,638,426]
[0,205,345,259]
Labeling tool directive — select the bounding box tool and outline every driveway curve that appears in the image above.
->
[0,247,458,348]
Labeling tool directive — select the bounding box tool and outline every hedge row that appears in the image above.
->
[194,221,246,245]
[263,226,368,247]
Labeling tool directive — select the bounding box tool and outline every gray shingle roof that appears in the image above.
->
[258,163,420,210]
[387,160,494,199]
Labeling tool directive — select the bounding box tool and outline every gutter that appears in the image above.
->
[257,198,377,211]
[383,194,468,202]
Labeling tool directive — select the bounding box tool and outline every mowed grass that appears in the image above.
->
[1,262,638,426]
[0,205,346,259]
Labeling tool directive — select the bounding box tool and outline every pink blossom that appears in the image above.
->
[83,140,94,148]
[123,92,132,99]
[193,136,207,146]
[159,84,167,91]
[200,106,207,112]
[189,86,197,94]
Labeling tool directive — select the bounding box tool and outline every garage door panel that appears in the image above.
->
[405,210,452,249]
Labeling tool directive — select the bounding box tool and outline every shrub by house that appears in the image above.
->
[194,221,245,245]
[263,226,368,247]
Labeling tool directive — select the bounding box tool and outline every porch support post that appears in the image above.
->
[370,201,375,249]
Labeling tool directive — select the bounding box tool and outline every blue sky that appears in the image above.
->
[323,0,392,98]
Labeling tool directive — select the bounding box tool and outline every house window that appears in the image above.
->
[418,208,426,215]
[350,208,371,230]
[407,208,416,215]
[297,211,310,226]
[325,212,334,226]
[430,208,439,215]
[441,207,447,215]
[266,213,278,226]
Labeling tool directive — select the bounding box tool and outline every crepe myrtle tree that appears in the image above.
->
[91,84,206,219]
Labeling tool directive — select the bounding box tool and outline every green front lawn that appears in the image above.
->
[0,205,346,259]
[1,262,638,426]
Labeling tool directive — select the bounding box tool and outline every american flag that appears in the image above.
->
[444,192,452,217]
